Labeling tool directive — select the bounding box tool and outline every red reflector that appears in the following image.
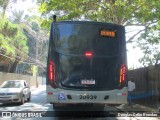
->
[122,93,127,96]
[48,92,53,95]
[84,51,93,57]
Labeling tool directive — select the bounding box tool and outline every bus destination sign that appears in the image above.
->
[100,29,116,37]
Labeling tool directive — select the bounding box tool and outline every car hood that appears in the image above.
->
[0,88,22,93]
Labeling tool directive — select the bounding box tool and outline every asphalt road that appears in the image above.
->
[0,86,159,120]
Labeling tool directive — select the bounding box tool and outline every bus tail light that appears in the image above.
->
[84,51,93,58]
[48,92,53,95]
[48,60,55,81]
[119,64,126,83]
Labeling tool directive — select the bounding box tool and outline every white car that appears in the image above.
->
[0,80,31,104]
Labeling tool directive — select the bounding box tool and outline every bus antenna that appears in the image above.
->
[53,15,56,22]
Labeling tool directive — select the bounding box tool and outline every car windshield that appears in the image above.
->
[1,81,23,88]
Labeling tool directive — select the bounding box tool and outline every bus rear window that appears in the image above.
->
[54,23,121,56]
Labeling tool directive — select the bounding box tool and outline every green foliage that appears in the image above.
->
[0,0,47,73]
[0,16,18,38]
[0,0,9,15]
[0,16,17,57]
[0,0,22,16]
[38,0,160,26]
[37,0,160,67]
[0,16,29,66]
[11,9,24,24]
[138,26,160,66]
[31,65,38,76]
[14,28,28,58]
[31,21,40,32]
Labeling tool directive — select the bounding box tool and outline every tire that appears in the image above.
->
[27,92,31,102]
[53,103,60,110]
[20,95,25,105]
[93,104,105,110]
[99,104,105,110]
[53,103,66,110]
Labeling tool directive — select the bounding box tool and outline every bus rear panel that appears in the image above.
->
[47,21,127,106]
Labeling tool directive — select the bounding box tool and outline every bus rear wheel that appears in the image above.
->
[53,103,58,109]
[52,103,65,110]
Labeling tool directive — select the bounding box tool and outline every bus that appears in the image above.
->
[46,18,128,109]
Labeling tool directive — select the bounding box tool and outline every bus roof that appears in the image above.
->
[53,21,124,27]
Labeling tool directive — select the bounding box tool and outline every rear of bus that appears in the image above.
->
[47,21,127,107]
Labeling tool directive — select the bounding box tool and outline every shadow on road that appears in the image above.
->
[0,102,28,107]
[43,105,116,119]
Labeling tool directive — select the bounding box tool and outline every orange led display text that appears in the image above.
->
[100,30,116,37]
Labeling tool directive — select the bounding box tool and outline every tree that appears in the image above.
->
[0,0,22,16]
[0,0,10,16]
[37,0,160,67]
[0,16,18,67]
[138,22,160,66]
[37,0,160,42]
[38,0,159,25]
[11,9,24,24]
[0,0,48,74]
[0,15,29,72]
[13,14,48,75]
[23,15,49,68]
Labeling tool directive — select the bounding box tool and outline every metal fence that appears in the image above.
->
[128,65,160,108]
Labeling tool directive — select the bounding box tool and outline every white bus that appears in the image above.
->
[46,19,128,109]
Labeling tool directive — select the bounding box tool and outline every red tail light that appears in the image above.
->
[48,60,55,81]
[84,51,93,58]
[119,64,126,83]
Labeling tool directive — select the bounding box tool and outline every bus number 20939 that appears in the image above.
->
[79,95,97,100]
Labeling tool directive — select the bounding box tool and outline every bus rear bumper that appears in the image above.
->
[46,86,128,105]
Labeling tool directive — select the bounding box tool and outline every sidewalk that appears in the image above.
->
[117,103,159,113]
[30,85,45,91]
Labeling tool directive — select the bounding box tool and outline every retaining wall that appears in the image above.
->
[0,72,46,87]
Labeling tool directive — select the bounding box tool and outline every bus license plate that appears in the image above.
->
[80,95,97,100]
[81,79,95,85]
